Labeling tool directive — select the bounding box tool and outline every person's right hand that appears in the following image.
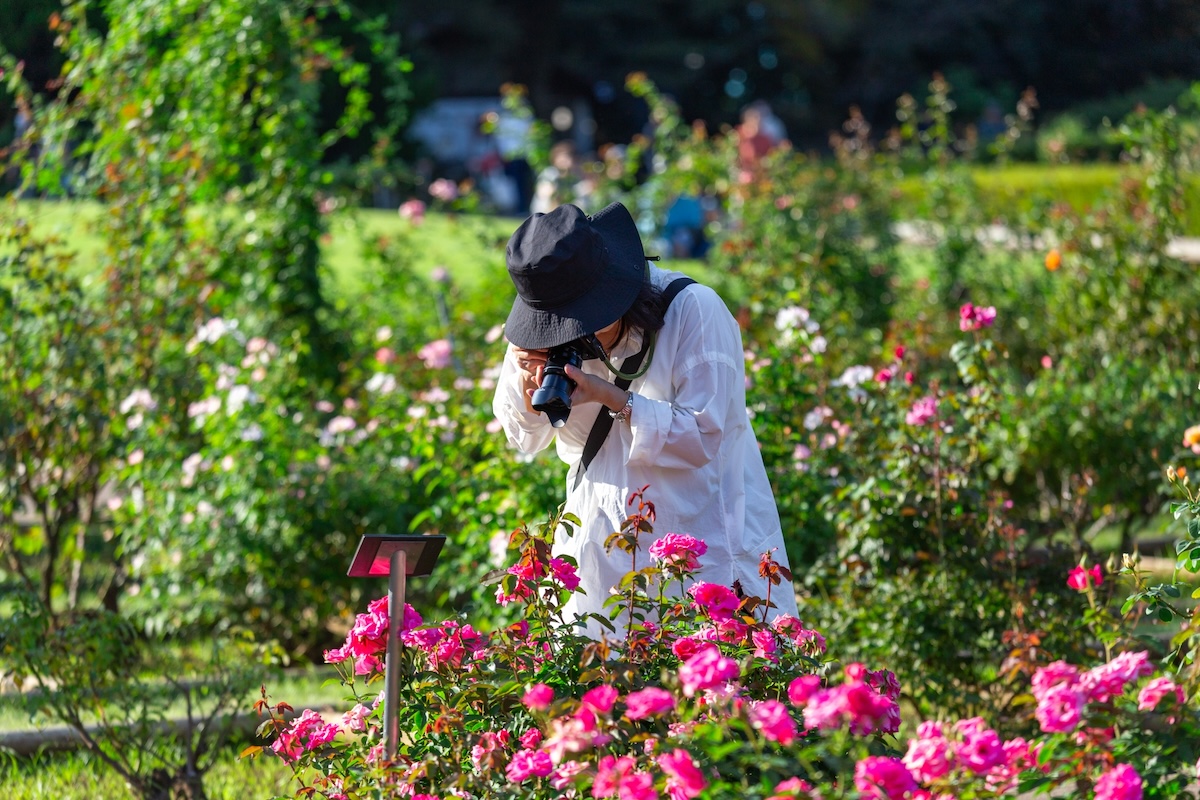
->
[512,346,549,414]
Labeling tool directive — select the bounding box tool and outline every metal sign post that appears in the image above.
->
[347,534,446,759]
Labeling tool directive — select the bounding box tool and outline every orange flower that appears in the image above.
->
[1045,248,1062,271]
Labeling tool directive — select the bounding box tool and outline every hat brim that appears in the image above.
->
[504,203,647,350]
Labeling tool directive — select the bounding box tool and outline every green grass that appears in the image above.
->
[0,748,296,800]
[896,163,1200,234]
[0,665,349,734]
[10,200,517,291]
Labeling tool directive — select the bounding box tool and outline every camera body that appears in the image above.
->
[531,335,605,428]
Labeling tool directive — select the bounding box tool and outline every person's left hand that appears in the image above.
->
[563,364,627,413]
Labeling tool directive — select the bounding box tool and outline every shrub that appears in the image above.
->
[258,489,1200,799]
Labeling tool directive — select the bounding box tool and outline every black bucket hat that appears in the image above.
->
[503,202,648,350]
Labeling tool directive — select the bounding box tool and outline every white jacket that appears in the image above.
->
[493,267,799,635]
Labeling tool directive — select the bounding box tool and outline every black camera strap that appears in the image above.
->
[573,275,697,490]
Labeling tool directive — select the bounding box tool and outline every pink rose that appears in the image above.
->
[905,395,938,426]
[1094,763,1143,800]
[767,777,819,800]
[679,645,740,697]
[417,338,453,369]
[902,734,953,782]
[854,756,917,800]
[1031,661,1080,701]
[549,557,581,591]
[523,683,555,711]
[617,770,657,800]
[593,755,636,797]
[671,636,707,660]
[398,198,426,222]
[1067,564,1103,591]
[687,582,741,620]
[955,723,1004,773]
[788,675,821,706]
[959,302,998,331]
[1035,684,1084,734]
[624,687,676,720]
[581,684,620,715]
[658,749,707,799]
[1137,676,1183,711]
[648,533,708,572]
[505,748,553,783]
[749,699,798,745]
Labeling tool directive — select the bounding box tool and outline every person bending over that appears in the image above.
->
[492,201,799,635]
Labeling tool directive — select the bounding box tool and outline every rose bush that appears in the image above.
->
[257,489,1200,799]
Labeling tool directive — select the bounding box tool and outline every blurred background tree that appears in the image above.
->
[5,0,1199,153]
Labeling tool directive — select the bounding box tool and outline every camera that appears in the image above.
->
[530,335,605,427]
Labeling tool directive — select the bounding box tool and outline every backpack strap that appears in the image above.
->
[572,276,697,490]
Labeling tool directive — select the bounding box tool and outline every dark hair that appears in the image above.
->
[612,278,666,348]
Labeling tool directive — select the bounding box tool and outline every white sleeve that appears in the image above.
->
[624,288,743,470]
[491,344,556,455]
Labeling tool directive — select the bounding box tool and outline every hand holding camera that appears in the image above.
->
[516,335,628,428]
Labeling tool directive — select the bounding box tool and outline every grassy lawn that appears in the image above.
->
[895,163,1200,234]
[11,199,516,290]
[0,665,349,734]
[0,748,296,800]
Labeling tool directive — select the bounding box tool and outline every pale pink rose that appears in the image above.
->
[551,759,587,789]
[417,338,453,369]
[398,198,426,222]
[340,703,372,733]
[905,395,938,426]
[1094,763,1143,800]
[658,748,707,799]
[470,729,512,771]
[428,178,458,202]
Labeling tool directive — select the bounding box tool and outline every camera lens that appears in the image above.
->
[532,344,584,427]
